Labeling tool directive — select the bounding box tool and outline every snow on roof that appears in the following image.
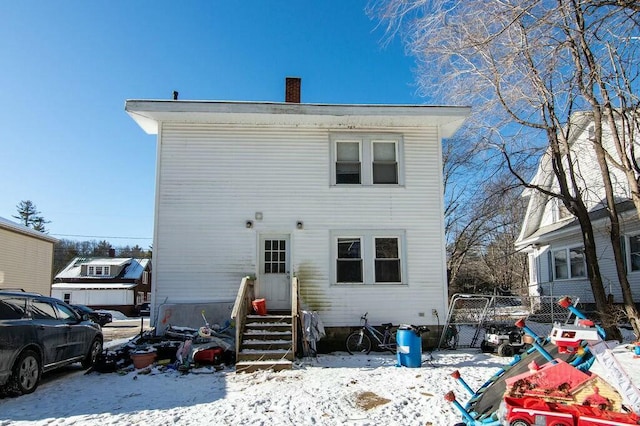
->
[52,283,137,290]
[55,257,150,280]
[0,216,58,243]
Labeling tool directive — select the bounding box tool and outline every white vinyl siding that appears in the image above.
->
[152,123,447,326]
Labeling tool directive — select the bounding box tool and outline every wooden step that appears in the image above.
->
[243,330,292,341]
[237,349,294,362]
[235,359,293,373]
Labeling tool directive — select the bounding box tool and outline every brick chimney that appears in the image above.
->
[108,248,116,258]
[285,77,301,103]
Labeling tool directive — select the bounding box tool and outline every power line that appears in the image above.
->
[51,233,152,240]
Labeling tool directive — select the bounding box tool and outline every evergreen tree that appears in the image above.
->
[13,200,50,232]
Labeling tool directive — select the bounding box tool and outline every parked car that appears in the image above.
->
[137,302,150,317]
[0,290,103,395]
[71,304,113,326]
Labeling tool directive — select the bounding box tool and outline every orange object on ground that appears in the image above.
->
[252,298,267,315]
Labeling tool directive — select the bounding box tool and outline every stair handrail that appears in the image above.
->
[231,276,255,362]
[291,276,299,358]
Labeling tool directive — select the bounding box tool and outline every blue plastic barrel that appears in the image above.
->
[396,325,422,368]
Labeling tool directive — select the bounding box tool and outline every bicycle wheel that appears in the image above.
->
[346,331,372,354]
[386,333,397,354]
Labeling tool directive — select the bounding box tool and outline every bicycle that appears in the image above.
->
[345,312,397,354]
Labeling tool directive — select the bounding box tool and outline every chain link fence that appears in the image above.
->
[438,293,580,350]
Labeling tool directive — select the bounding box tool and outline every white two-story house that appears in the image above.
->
[516,112,640,306]
[125,78,470,339]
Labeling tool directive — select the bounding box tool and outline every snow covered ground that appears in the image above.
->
[1,340,639,426]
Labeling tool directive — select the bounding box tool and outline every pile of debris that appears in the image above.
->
[94,321,235,374]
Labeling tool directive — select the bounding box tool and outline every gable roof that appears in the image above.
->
[55,257,150,280]
[0,216,58,244]
[125,100,471,138]
[515,112,609,246]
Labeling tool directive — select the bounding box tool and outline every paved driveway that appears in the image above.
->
[102,318,151,343]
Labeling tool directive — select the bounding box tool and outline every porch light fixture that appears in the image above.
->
[246,220,254,229]
[296,221,304,229]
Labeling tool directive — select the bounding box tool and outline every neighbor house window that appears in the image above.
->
[331,134,403,186]
[553,247,586,280]
[551,198,571,222]
[63,293,71,304]
[333,231,406,285]
[87,265,110,276]
[142,271,149,285]
[628,235,640,272]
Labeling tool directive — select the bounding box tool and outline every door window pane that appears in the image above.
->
[264,239,286,275]
[31,301,57,320]
[337,238,363,282]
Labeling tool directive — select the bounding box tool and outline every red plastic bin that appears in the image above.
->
[252,298,267,315]
[193,347,223,364]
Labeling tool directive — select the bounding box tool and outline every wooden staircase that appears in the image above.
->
[235,313,294,373]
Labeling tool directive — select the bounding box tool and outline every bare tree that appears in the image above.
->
[369,0,640,339]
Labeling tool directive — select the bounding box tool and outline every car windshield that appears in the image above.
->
[74,304,92,312]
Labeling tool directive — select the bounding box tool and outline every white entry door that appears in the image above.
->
[258,234,291,311]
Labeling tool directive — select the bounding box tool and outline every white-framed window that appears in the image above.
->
[528,253,538,284]
[87,265,110,276]
[551,198,571,222]
[331,133,403,186]
[552,246,586,280]
[332,230,406,285]
[627,234,640,272]
[142,271,149,285]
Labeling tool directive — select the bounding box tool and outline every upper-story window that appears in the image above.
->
[551,198,571,222]
[552,246,586,280]
[87,265,110,276]
[331,134,403,186]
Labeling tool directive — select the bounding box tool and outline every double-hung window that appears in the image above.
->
[627,234,640,272]
[552,246,586,280]
[333,231,405,285]
[331,134,402,186]
[87,265,110,276]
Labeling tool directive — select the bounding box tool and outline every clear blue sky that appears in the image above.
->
[1,1,425,248]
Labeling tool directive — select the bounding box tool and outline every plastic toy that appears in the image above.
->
[444,296,640,425]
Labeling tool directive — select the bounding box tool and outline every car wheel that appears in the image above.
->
[10,350,41,395]
[82,338,103,369]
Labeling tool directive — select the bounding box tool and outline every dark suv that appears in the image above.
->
[0,291,103,395]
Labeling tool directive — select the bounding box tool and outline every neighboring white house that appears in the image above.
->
[0,216,58,295]
[125,79,470,330]
[515,112,640,305]
[52,256,151,316]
